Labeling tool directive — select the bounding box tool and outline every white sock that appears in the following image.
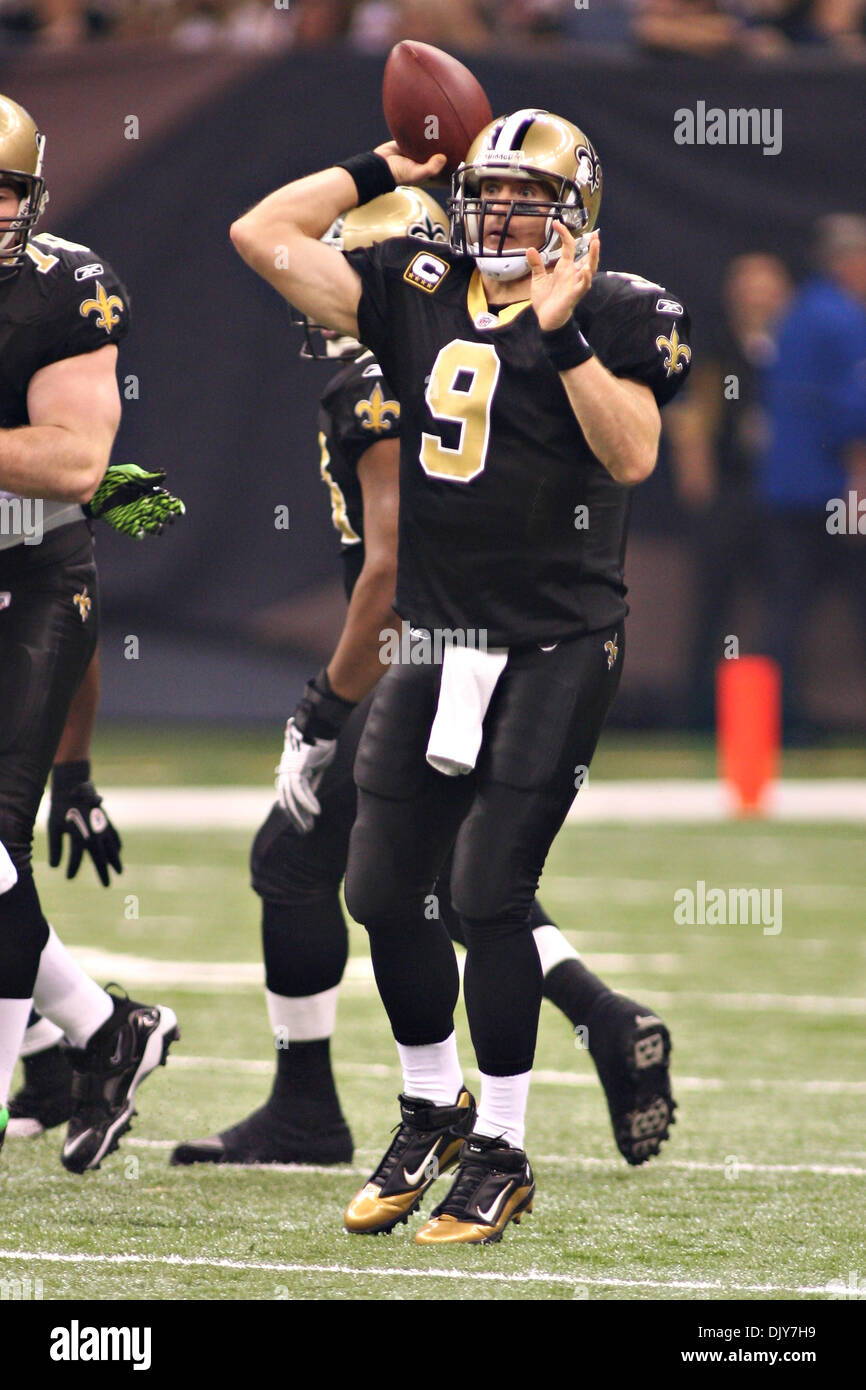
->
[0,998,34,1107]
[533,923,580,977]
[473,1070,532,1149]
[19,1014,65,1058]
[265,986,339,1045]
[32,927,113,1048]
[396,1032,463,1106]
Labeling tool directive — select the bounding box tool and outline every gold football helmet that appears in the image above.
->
[449,109,601,282]
[0,94,48,276]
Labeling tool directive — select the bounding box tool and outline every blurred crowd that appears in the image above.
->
[667,215,866,738]
[3,0,866,53]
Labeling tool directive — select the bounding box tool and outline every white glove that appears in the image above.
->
[275,717,338,833]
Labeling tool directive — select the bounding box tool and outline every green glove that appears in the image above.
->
[86,462,186,539]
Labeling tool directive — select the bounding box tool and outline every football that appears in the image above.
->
[382,40,494,176]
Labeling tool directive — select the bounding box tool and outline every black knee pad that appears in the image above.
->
[261,897,348,997]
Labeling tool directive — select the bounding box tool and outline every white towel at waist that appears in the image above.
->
[426,642,509,776]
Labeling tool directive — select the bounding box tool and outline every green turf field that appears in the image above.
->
[1,735,864,1302]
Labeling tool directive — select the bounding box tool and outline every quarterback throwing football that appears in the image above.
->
[231,110,691,1244]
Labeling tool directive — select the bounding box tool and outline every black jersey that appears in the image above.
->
[0,231,129,428]
[345,239,692,645]
[0,231,130,551]
[318,348,400,600]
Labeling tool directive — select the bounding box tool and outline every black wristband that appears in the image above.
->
[540,318,594,372]
[335,152,397,207]
[52,760,91,793]
[293,668,357,743]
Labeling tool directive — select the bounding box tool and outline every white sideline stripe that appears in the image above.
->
[67,947,685,986]
[124,1137,866,1179]
[66,949,866,1016]
[0,1249,843,1295]
[166,1053,866,1097]
[34,779,866,827]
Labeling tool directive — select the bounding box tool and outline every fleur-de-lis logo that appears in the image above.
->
[73,587,92,623]
[79,281,124,334]
[409,213,447,244]
[604,635,618,670]
[355,383,400,433]
[575,143,601,194]
[655,324,691,378]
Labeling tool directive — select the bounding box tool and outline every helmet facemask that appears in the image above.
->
[449,162,591,283]
[0,130,47,279]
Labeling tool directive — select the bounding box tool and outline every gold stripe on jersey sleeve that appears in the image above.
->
[319,431,362,545]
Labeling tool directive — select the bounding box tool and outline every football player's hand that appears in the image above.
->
[528,224,600,332]
[86,463,186,539]
[48,765,123,887]
[374,141,447,187]
[275,718,338,834]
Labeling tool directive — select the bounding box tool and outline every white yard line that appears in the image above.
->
[121,1137,866,1179]
[65,948,866,1016]
[164,1053,866,1096]
[0,1249,845,1295]
[35,780,866,828]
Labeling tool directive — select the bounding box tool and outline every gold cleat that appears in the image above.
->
[414,1134,535,1246]
[344,1089,475,1235]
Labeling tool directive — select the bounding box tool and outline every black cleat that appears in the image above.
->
[344,1089,476,1234]
[61,987,179,1174]
[171,1104,353,1166]
[415,1134,535,1245]
[588,997,676,1165]
[7,1043,74,1137]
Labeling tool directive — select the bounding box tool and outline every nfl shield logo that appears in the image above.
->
[0,592,10,611]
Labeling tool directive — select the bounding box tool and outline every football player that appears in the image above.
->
[229,111,691,1244]
[173,189,673,1174]
[0,95,179,1170]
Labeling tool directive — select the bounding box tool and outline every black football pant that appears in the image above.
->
[344,624,624,1077]
[0,522,98,996]
[249,696,552,1004]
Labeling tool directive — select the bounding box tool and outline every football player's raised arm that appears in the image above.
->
[326,437,400,703]
[230,167,364,337]
[0,344,121,503]
[229,144,447,336]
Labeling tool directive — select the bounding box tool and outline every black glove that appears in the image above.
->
[48,760,123,887]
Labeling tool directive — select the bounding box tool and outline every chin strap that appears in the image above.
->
[475,234,591,283]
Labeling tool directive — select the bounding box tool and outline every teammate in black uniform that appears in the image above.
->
[173,191,675,1173]
[231,110,691,1243]
[0,95,178,1170]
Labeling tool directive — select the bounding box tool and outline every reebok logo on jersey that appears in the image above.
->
[656,297,683,316]
[74,262,104,282]
[404,252,450,293]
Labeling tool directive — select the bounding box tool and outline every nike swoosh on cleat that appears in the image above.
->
[403,1141,441,1187]
[476,1182,513,1225]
